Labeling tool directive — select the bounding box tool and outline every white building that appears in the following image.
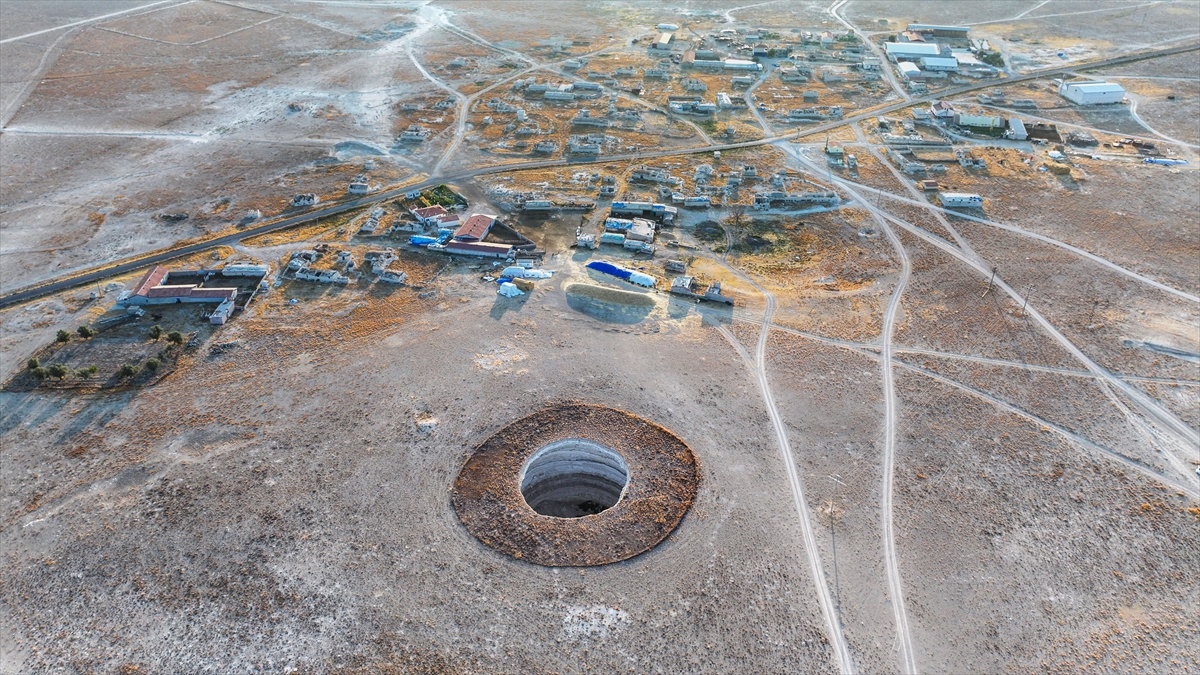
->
[940,192,983,208]
[920,56,958,72]
[1058,80,1125,105]
[885,42,941,61]
[723,59,762,71]
[897,62,922,81]
[1004,118,1027,140]
[930,100,955,118]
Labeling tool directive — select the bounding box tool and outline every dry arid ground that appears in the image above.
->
[2,2,1198,674]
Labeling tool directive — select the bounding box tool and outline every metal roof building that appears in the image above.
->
[1005,118,1027,140]
[1058,80,1125,105]
[906,24,970,38]
[885,42,941,60]
[896,61,922,80]
[954,113,1006,130]
[444,241,512,258]
[920,56,959,71]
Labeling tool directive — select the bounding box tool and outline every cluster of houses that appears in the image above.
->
[285,244,410,285]
[575,201,678,254]
[119,262,270,325]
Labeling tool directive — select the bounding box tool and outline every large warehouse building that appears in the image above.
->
[1057,80,1126,105]
[884,41,941,61]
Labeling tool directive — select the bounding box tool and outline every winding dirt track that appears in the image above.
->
[870,205,918,675]
[819,172,1200,489]
[711,261,855,674]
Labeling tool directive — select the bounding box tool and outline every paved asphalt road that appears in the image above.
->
[1,41,1195,309]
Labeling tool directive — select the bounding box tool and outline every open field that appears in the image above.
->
[2,2,1198,673]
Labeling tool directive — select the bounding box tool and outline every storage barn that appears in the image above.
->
[896,62,922,80]
[884,42,941,61]
[1057,80,1125,105]
[920,56,959,72]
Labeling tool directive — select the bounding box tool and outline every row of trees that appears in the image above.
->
[57,326,97,342]
[56,324,183,344]
[27,357,161,381]
[31,324,184,382]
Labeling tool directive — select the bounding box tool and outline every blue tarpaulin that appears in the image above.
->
[586,260,633,280]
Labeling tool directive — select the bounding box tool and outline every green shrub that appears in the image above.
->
[120,364,139,378]
[167,331,184,345]
[977,50,1005,67]
[27,357,40,370]
[77,365,99,379]
[56,330,71,343]
[47,364,70,380]
[145,358,161,373]
[149,325,164,340]
[31,367,48,380]
[77,326,97,338]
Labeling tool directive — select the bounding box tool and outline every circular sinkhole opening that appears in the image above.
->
[520,439,629,518]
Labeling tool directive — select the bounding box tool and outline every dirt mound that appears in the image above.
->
[451,403,698,567]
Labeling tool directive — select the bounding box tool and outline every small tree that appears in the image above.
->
[56,330,71,343]
[148,325,164,340]
[77,365,98,379]
[728,204,747,228]
[31,367,48,380]
[27,357,40,370]
[120,364,139,378]
[47,364,70,380]
[167,331,184,345]
[77,326,97,338]
[145,358,161,373]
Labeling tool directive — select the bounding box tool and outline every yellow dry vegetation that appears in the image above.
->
[240,208,369,248]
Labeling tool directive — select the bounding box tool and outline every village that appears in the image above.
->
[1,2,1197,674]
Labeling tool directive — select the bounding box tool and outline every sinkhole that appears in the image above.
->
[520,439,630,518]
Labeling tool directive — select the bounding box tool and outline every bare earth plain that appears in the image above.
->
[1,1,1198,674]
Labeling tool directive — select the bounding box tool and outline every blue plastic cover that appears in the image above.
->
[497,277,513,284]
[409,235,438,246]
[587,260,632,279]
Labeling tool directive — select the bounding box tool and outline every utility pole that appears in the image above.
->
[982,266,997,298]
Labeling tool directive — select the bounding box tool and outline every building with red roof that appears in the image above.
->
[126,266,237,305]
[411,205,449,226]
[453,214,497,242]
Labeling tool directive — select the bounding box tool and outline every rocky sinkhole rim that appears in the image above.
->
[451,403,699,567]
[519,438,631,518]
